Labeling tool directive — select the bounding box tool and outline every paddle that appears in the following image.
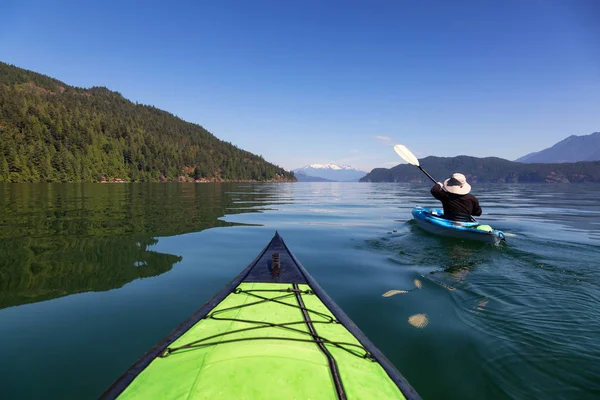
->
[393,144,478,223]
[393,145,438,184]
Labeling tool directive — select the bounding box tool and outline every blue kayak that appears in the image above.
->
[411,207,505,244]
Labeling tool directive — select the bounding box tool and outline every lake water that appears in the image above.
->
[1,182,599,399]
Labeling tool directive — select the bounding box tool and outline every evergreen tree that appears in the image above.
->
[0,157,9,182]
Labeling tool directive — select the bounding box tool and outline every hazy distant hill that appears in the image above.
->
[293,164,368,182]
[0,61,295,182]
[360,155,600,183]
[294,172,335,182]
[517,132,600,163]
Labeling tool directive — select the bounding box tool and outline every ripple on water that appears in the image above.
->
[454,241,600,399]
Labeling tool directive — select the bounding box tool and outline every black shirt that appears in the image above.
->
[430,183,482,221]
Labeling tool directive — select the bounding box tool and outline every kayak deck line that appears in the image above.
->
[160,285,374,362]
[293,282,346,399]
[101,232,420,400]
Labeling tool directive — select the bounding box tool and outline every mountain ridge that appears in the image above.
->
[360,155,600,183]
[293,163,367,182]
[516,132,600,163]
[294,172,336,182]
[302,163,358,171]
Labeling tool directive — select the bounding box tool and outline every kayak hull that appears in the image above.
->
[411,207,505,244]
[101,232,420,400]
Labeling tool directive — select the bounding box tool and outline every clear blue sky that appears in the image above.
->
[1,0,599,171]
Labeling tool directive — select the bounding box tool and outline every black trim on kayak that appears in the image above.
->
[279,234,421,400]
[99,232,421,400]
[243,235,308,284]
[293,283,346,400]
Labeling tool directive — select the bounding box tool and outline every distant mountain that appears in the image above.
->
[0,61,295,183]
[360,156,600,183]
[517,132,600,163]
[293,164,368,182]
[294,172,335,182]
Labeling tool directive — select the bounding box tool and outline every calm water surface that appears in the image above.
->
[1,182,599,399]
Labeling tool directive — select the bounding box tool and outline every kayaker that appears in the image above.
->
[431,173,482,221]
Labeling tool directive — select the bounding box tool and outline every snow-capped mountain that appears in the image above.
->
[293,164,368,182]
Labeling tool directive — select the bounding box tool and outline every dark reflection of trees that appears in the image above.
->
[0,183,257,310]
[0,236,182,309]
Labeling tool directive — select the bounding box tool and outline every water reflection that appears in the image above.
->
[0,183,257,309]
[0,235,181,309]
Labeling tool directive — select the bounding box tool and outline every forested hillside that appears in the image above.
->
[0,62,295,182]
[360,156,600,183]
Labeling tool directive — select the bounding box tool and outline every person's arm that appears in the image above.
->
[472,198,482,216]
[430,182,447,201]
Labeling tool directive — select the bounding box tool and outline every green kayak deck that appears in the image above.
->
[101,232,420,399]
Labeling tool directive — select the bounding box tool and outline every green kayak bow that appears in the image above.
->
[100,232,420,400]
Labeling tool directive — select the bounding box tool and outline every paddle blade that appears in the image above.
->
[394,144,420,166]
